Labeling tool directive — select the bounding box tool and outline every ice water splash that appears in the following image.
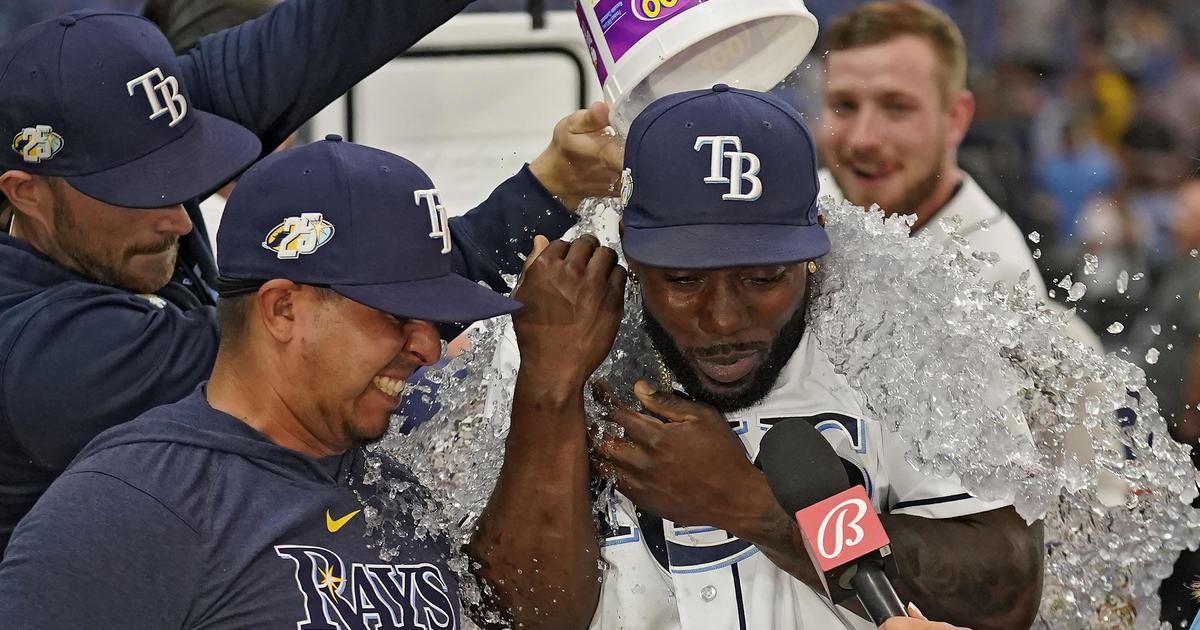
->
[355,197,650,620]
[360,196,1199,629]
[810,198,1200,630]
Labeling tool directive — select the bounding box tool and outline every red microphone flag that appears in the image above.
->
[794,485,892,597]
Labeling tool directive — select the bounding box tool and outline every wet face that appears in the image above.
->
[294,290,441,450]
[43,180,192,293]
[634,262,809,413]
[818,35,955,218]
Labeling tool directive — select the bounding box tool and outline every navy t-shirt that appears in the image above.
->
[0,387,461,629]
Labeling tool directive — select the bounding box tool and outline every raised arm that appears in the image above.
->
[449,103,624,292]
[467,235,627,630]
[179,0,476,154]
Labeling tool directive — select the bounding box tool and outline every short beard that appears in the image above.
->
[47,184,178,293]
[837,140,947,219]
[641,298,809,413]
[885,155,944,219]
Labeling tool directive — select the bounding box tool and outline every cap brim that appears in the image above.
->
[66,109,261,209]
[333,273,521,323]
[623,223,831,269]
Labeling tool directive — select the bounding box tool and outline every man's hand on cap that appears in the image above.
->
[529,102,624,212]
[511,234,626,387]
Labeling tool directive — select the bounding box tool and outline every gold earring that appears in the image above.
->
[807,261,817,274]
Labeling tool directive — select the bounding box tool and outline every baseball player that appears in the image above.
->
[478,86,1043,630]
[0,3,621,556]
[0,137,626,629]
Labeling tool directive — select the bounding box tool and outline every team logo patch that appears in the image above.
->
[620,168,633,206]
[12,125,64,163]
[694,135,762,201]
[262,212,335,259]
[414,189,452,254]
[127,67,188,127]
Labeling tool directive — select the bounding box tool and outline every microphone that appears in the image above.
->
[754,418,907,625]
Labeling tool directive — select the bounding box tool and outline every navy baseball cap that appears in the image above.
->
[621,85,829,269]
[0,10,261,208]
[216,136,521,323]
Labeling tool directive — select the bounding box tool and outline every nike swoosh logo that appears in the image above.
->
[326,509,361,533]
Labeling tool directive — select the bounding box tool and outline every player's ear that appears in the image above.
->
[944,89,975,148]
[0,171,54,229]
[255,279,300,343]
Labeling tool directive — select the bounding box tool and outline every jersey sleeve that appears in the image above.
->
[448,165,576,294]
[879,426,1011,519]
[178,0,475,156]
[0,470,202,628]
[0,290,218,471]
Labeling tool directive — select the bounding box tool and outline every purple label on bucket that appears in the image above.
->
[576,0,609,83]
[594,0,704,63]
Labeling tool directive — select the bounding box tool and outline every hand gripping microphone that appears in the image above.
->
[754,418,907,625]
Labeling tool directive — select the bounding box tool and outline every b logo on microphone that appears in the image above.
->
[795,485,890,573]
[816,497,868,560]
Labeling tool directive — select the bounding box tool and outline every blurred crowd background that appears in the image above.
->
[5,0,1199,503]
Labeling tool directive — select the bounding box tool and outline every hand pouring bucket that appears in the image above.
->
[574,0,819,134]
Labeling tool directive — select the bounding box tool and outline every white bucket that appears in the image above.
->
[574,0,819,134]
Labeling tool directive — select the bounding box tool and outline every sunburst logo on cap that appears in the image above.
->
[12,125,64,163]
[262,213,335,260]
[620,168,634,206]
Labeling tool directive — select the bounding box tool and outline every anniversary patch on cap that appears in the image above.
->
[12,125,64,163]
[262,213,337,260]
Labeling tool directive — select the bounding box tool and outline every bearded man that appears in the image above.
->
[474,85,1044,630]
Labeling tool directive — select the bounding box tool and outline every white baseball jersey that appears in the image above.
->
[587,331,1010,630]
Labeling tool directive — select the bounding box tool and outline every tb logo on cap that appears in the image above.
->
[126,67,188,127]
[414,189,452,254]
[695,135,762,201]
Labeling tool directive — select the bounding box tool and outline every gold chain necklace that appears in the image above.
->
[653,349,673,392]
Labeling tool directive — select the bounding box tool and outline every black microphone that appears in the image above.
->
[755,418,907,625]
